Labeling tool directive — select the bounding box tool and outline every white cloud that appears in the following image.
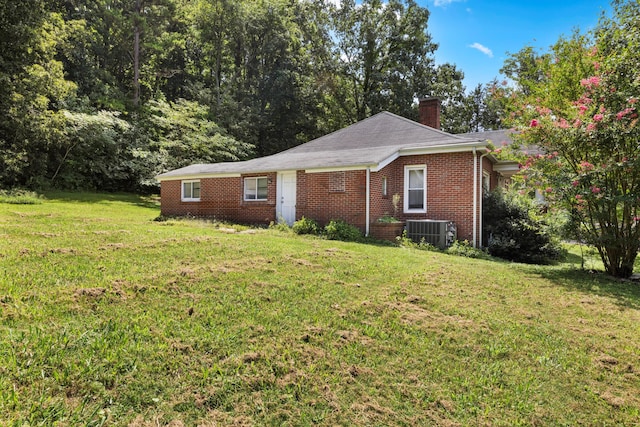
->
[433,0,464,7]
[469,42,493,58]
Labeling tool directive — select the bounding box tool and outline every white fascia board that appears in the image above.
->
[493,161,520,173]
[372,152,400,172]
[155,172,242,182]
[371,142,490,172]
[398,141,490,156]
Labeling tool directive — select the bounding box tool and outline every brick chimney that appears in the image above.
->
[418,97,441,130]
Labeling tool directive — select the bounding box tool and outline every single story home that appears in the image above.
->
[156,98,519,247]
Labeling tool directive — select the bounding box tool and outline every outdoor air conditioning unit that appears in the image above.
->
[405,220,456,249]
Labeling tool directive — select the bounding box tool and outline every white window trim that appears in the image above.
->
[404,165,427,213]
[382,176,388,197]
[483,170,491,193]
[244,176,268,201]
[181,179,201,202]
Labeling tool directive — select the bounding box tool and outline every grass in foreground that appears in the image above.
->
[0,192,639,426]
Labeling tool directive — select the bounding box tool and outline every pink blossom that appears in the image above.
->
[593,113,604,122]
[557,119,569,129]
[616,108,632,120]
[591,186,601,194]
[573,119,583,128]
[578,105,588,115]
[634,216,640,222]
[580,76,601,88]
[579,161,594,171]
[576,194,582,200]
[587,123,597,131]
[629,98,638,104]
[530,119,539,127]
[572,180,579,187]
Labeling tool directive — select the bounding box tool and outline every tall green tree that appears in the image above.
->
[328,0,464,124]
[502,1,640,277]
[0,3,76,187]
[146,98,255,172]
[56,0,180,110]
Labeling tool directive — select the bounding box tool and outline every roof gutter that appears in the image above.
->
[366,167,371,237]
[473,147,478,248]
[478,151,490,248]
[472,145,494,247]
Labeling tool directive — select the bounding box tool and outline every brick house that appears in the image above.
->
[156,98,517,247]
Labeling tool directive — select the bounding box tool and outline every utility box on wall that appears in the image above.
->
[405,220,456,248]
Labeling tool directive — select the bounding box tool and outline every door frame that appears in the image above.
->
[276,171,297,225]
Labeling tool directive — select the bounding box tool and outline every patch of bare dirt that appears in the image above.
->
[199,410,254,427]
[74,288,106,298]
[335,329,375,346]
[99,242,127,250]
[285,256,318,268]
[44,248,77,255]
[242,352,263,364]
[388,301,475,329]
[32,232,60,238]
[599,390,625,408]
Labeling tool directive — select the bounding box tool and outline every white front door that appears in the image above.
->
[277,171,297,225]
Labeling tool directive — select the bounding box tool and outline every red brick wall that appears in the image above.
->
[160,173,277,224]
[297,170,367,231]
[160,151,488,241]
[369,152,481,242]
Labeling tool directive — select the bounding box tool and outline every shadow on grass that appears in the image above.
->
[529,264,640,311]
[44,191,160,210]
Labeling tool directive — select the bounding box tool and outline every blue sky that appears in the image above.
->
[421,0,612,90]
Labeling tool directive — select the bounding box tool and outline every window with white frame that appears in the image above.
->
[244,176,268,201]
[382,176,388,197]
[182,180,201,201]
[483,170,491,193]
[404,165,426,213]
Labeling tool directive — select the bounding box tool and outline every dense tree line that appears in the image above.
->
[0,0,501,191]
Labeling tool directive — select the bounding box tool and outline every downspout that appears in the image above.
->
[365,167,371,236]
[478,152,490,248]
[473,148,478,247]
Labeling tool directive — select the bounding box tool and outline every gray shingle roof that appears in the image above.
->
[157,111,488,179]
[460,129,516,147]
[462,128,544,155]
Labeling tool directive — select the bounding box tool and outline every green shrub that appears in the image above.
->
[446,240,491,259]
[324,219,362,242]
[0,189,44,204]
[396,231,440,251]
[292,217,320,235]
[269,220,292,233]
[483,190,565,264]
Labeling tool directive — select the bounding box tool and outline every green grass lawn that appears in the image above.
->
[1,192,639,426]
